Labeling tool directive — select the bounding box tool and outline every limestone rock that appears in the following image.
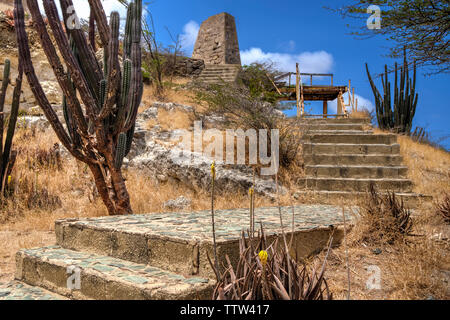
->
[163,196,192,210]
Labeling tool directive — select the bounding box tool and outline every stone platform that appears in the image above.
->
[3,205,354,300]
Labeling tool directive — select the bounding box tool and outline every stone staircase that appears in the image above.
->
[0,205,352,300]
[194,64,241,83]
[295,117,430,207]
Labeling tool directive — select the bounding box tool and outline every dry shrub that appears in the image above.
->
[210,228,332,300]
[24,143,62,170]
[434,192,450,224]
[352,185,413,245]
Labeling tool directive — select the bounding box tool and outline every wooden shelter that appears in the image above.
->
[273,65,358,118]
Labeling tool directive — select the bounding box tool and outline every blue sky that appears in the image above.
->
[61,0,450,149]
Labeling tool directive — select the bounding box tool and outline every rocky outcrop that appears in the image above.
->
[127,102,284,198]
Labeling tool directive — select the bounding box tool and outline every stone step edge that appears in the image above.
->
[293,190,432,206]
[0,280,68,300]
[305,164,408,169]
[16,246,214,300]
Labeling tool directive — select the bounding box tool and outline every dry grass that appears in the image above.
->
[397,134,450,197]
[139,79,202,112]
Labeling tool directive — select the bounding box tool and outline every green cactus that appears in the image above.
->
[366,48,418,134]
[114,132,127,169]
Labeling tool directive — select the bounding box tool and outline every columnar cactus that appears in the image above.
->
[0,58,23,195]
[14,0,143,215]
[366,48,418,134]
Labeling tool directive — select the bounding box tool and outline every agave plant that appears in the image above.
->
[208,226,333,300]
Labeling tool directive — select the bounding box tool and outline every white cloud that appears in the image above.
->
[180,20,200,55]
[38,0,128,22]
[328,93,375,113]
[240,47,334,73]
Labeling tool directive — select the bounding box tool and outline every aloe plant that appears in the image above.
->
[14,0,143,215]
[0,58,23,195]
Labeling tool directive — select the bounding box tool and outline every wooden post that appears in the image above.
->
[296,63,300,117]
[337,92,343,115]
[355,98,358,112]
[310,74,313,86]
[352,88,355,110]
[323,100,327,118]
[348,80,352,111]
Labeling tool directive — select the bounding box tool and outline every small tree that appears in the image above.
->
[14,0,143,215]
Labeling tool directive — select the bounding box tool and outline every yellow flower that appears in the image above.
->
[249,187,254,195]
[258,250,268,266]
[7,175,11,185]
[210,161,215,179]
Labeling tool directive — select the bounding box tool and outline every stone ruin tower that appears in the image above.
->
[192,12,241,65]
[192,13,241,83]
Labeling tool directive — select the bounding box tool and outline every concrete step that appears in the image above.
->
[15,246,214,300]
[304,154,403,165]
[301,123,368,131]
[197,75,237,80]
[200,70,239,75]
[308,134,397,144]
[298,177,413,192]
[299,118,370,124]
[303,143,400,155]
[204,64,241,69]
[307,130,374,135]
[0,281,67,300]
[305,165,408,178]
[55,206,350,279]
[293,190,432,208]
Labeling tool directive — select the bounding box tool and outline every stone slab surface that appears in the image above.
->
[0,281,67,300]
[16,246,213,300]
[56,205,351,243]
[56,206,352,278]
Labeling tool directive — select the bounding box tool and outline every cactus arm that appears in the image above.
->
[124,0,143,131]
[123,2,134,59]
[41,0,98,121]
[89,11,96,52]
[114,132,127,169]
[124,124,135,156]
[0,59,11,162]
[14,0,88,162]
[0,59,10,113]
[114,58,131,135]
[26,0,89,136]
[2,65,23,180]
[99,11,121,120]
[59,0,102,101]
[87,0,110,48]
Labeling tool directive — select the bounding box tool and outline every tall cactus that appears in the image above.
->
[14,0,143,215]
[0,58,23,195]
[366,48,418,134]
